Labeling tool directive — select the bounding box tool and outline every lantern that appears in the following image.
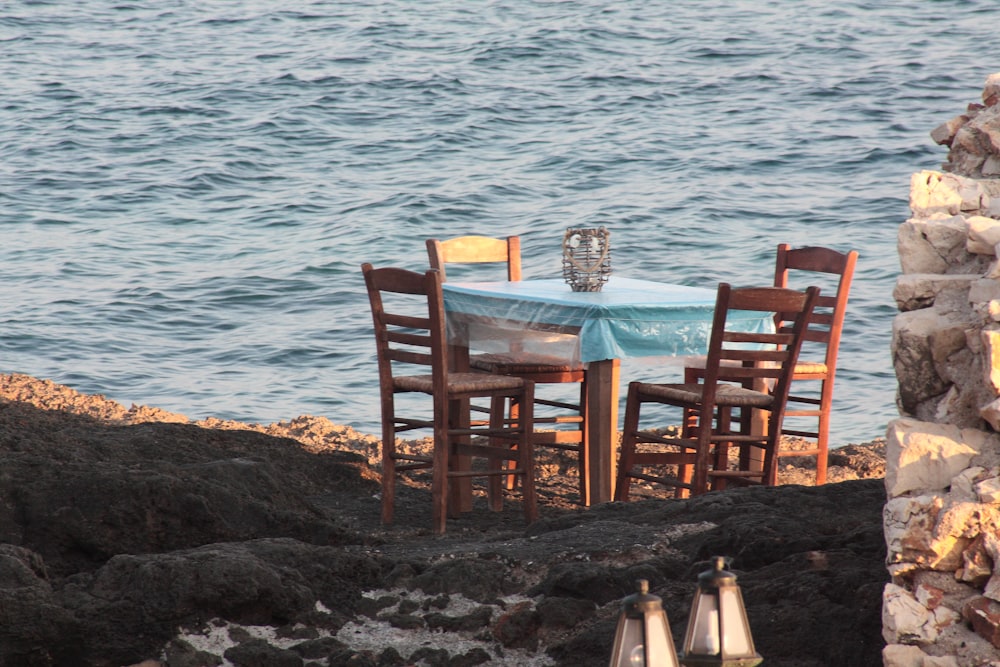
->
[679,557,762,667]
[609,579,680,667]
[562,226,611,292]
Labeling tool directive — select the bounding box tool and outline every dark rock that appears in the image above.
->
[163,638,224,667]
[0,377,890,667]
[545,617,617,667]
[396,597,420,614]
[289,635,346,659]
[536,596,597,628]
[328,650,377,667]
[276,623,320,641]
[492,602,540,650]
[448,647,492,666]
[376,647,406,667]
[410,558,519,602]
[224,638,303,667]
[1,419,369,579]
[529,562,625,605]
[382,562,419,589]
[54,539,382,664]
[408,647,450,666]
[381,612,424,630]
[0,545,81,667]
[356,593,398,618]
[423,593,451,610]
[425,605,494,631]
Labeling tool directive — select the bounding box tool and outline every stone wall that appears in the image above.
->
[885,73,1000,666]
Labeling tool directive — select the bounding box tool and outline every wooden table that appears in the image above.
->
[442,277,774,505]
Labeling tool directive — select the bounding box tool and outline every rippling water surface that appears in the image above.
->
[2,0,999,445]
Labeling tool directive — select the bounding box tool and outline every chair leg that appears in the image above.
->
[519,386,537,524]
[763,431,781,487]
[677,395,702,495]
[814,422,829,485]
[576,377,588,503]
[614,383,642,502]
[381,420,396,525]
[815,380,831,485]
[712,406,735,491]
[691,416,715,495]
[487,396,506,512]
[431,431,449,535]
[504,396,520,491]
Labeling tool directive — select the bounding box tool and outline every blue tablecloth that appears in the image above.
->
[442,277,774,363]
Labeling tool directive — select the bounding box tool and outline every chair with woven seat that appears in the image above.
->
[426,235,589,502]
[362,262,537,534]
[614,283,820,500]
[683,244,857,484]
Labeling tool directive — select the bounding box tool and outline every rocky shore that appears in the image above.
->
[0,373,888,667]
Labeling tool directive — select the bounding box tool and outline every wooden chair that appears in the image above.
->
[426,236,589,501]
[361,262,537,534]
[684,245,858,484]
[614,283,820,500]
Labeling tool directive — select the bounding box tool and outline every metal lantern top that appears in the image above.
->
[562,226,611,292]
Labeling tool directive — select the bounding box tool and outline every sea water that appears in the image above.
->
[2,0,999,445]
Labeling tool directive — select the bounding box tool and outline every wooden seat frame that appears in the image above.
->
[426,236,589,501]
[684,244,857,484]
[362,262,537,534]
[615,283,819,500]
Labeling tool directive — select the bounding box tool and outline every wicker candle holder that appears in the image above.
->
[562,226,611,292]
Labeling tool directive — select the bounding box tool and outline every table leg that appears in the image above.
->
[748,379,768,476]
[448,340,474,514]
[583,358,620,506]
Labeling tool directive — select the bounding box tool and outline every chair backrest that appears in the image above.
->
[426,235,522,282]
[361,263,447,397]
[773,244,858,369]
[702,283,820,421]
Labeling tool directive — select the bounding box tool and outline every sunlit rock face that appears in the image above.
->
[887,72,1000,664]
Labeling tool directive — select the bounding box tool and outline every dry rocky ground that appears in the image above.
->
[0,373,888,667]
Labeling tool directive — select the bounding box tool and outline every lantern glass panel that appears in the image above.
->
[719,587,753,657]
[686,591,721,656]
[645,611,679,667]
[610,617,644,667]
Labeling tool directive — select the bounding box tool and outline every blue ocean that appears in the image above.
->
[2,0,998,446]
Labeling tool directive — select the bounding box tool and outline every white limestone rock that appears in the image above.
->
[932,113,972,147]
[976,474,1000,504]
[899,213,973,274]
[951,467,987,502]
[885,494,957,571]
[923,657,961,667]
[969,278,1000,305]
[985,73,1000,107]
[910,172,984,218]
[885,419,984,497]
[982,330,1000,393]
[892,311,956,413]
[894,274,980,312]
[981,397,1000,431]
[892,309,990,430]
[968,216,1000,254]
[883,644,933,667]
[883,582,961,645]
